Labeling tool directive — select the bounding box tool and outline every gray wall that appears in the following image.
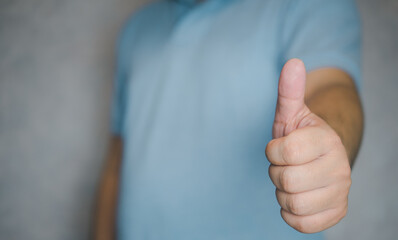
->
[325,1,398,239]
[0,0,397,239]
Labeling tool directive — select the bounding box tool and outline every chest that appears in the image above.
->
[129,0,282,95]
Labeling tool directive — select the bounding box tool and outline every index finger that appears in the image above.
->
[265,126,339,166]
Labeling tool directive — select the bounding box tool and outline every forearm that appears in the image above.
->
[305,73,364,167]
[93,136,123,240]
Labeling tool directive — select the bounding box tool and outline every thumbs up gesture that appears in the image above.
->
[266,59,352,233]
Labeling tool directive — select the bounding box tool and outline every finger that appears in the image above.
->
[273,58,307,138]
[266,125,340,166]
[268,154,340,193]
[275,183,348,216]
[280,205,348,233]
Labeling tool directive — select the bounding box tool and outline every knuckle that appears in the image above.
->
[346,175,352,188]
[341,207,348,219]
[344,166,352,179]
[287,194,306,215]
[294,219,309,233]
[339,165,352,182]
[328,131,343,148]
[268,165,276,184]
[280,168,296,193]
[336,205,349,223]
[343,203,348,218]
[266,140,281,164]
[265,141,273,159]
[282,138,300,164]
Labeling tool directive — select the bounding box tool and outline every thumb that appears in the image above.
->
[273,58,308,138]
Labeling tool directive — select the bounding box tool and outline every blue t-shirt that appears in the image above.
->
[112,0,361,239]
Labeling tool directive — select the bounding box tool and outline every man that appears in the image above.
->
[94,0,363,239]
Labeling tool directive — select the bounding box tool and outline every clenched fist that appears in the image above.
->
[266,59,352,233]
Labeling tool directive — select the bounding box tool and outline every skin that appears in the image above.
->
[266,59,363,233]
[93,136,122,240]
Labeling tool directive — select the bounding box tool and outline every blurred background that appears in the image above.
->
[0,0,397,239]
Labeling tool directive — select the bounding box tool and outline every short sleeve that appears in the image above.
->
[279,0,362,89]
[110,1,169,136]
[111,48,126,136]
[111,62,126,136]
[111,19,135,136]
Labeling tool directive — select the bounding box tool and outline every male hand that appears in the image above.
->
[265,59,352,233]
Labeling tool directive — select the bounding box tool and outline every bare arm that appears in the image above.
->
[93,136,123,240]
[305,68,364,167]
